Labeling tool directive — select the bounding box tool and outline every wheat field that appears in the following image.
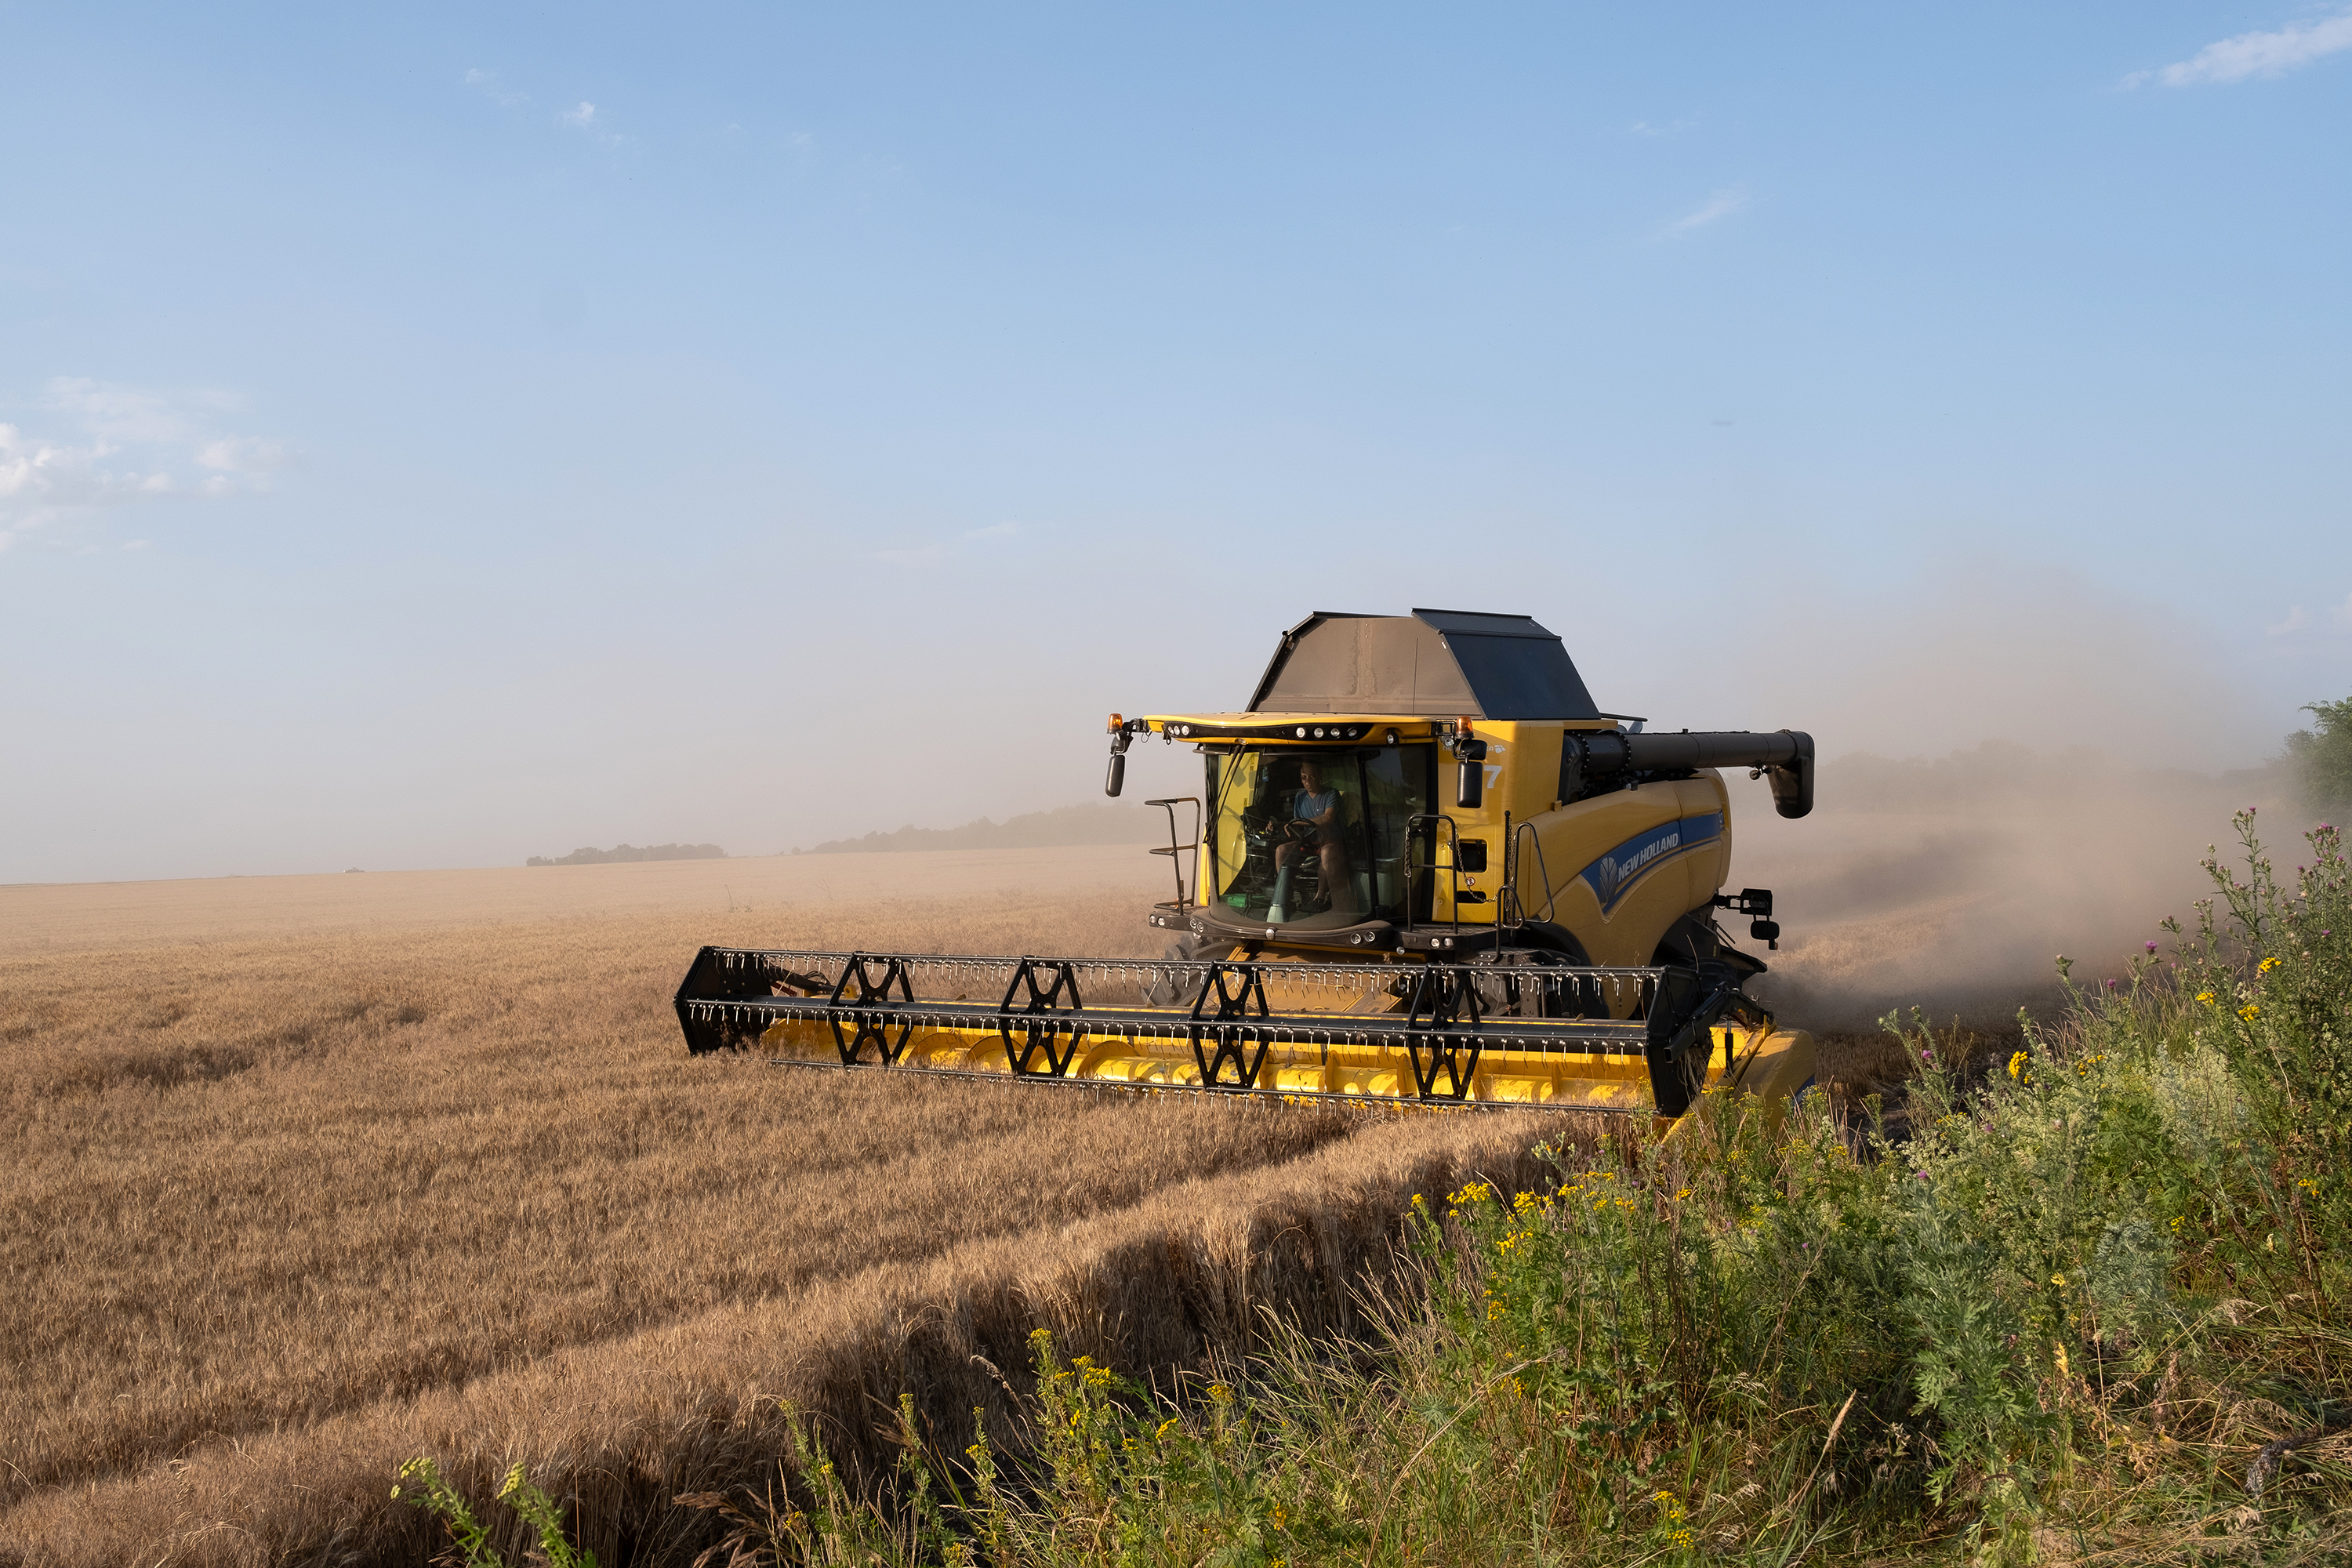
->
[1,853,1594,1565]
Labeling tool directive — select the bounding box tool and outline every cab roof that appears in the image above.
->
[1244,608,1600,720]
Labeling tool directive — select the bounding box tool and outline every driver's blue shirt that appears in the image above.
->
[1294,787,1338,823]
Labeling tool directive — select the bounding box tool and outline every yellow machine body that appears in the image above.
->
[678,609,1817,1117]
[1134,711,1733,975]
[753,1004,1813,1109]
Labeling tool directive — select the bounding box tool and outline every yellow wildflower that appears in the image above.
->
[2238,1003,2260,1022]
[2259,956,2281,974]
[2007,1050,2028,1081]
[2196,991,2216,1005]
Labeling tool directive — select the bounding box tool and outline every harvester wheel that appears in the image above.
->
[1642,965,1719,1117]
[1471,949,1559,1018]
[1142,938,1206,1007]
[1474,945,1608,1019]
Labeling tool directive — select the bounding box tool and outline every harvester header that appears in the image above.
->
[679,608,1820,1119]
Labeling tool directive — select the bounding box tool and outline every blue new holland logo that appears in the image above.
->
[1578,813,1722,916]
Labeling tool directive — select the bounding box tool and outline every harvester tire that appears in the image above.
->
[1142,938,1207,1007]
[1472,949,1591,1019]
[1643,964,1725,1117]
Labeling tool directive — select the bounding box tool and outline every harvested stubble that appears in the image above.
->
[2,879,1593,1565]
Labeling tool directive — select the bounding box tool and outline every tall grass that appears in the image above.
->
[631,813,2350,1566]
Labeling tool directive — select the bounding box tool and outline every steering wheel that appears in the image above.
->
[1281,818,1319,844]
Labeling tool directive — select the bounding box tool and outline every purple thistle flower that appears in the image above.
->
[2146,942,2159,953]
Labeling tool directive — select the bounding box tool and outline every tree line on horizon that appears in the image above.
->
[790,802,1167,856]
[525,843,726,867]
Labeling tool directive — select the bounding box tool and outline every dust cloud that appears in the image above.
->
[1734,744,2296,1029]
[1688,564,2321,1030]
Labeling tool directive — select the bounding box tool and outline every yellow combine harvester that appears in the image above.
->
[677,609,1817,1117]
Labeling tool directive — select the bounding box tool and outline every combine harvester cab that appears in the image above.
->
[678,608,1817,1120]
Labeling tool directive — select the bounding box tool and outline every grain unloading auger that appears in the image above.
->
[677,609,1819,1118]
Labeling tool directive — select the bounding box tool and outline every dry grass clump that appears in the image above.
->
[1,875,1585,1564]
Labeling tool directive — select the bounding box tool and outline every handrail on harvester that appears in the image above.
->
[1144,797,1201,913]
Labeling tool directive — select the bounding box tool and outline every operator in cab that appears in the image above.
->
[1269,757,1354,924]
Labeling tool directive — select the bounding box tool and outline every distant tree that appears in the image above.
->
[2285,695,2352,810]
[524,843,725,867]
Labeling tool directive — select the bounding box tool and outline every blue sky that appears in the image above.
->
[3,2,2348,882]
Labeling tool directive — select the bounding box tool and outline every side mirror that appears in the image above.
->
[1105,753,1126,798]
[1454,737,1486,810]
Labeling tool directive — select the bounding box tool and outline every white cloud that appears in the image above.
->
[464,67,528,108]
[961,521,1022,542]
[555,100,633,151]
[1663,188,1750,236]
[0,422,171,539]
[196,437,294,474]
[43,376,229,442]
[0,380,290,551]
[2332,590,2352,628]
[2133,8,2352,86]
[2268,605,2310,635]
